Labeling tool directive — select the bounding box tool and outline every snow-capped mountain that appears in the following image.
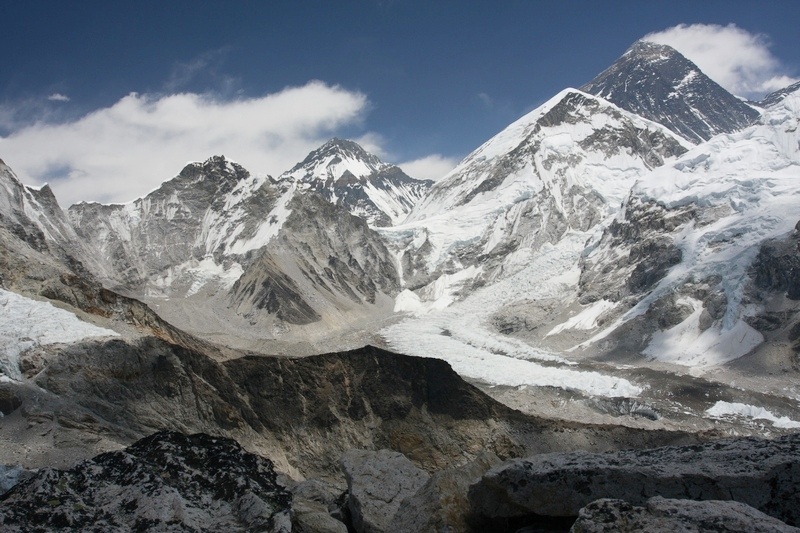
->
[67,154,401,349]
[3,42,800,515]
[386,89,688,303]
[279,138,432,227]
[581,41,761,144]
[68,156,281,292]
[550,90,800,367]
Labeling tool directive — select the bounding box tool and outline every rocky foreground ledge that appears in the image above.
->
[469,432,800,531]
[2,430,799,532]
[0,431,292,532]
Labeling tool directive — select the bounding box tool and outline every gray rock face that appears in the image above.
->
[582,40,760,143]
[341,449,430,533]
[229,193,401,325]
[388,451,500,533]
[0,430,292,532]
[469,433,800,526]
[578,196,694,305]
[290,478,349,533]
[0,465,34,496]
[751,225,800,300]
[69,155,278,291]
[571,497,800,533]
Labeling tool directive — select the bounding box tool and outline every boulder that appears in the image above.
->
[0,430,292,532]
[389,451,501,533]
[469,433,800,526]
[341,449,430,533]
[571,497,800,533]
[290,478,349,533]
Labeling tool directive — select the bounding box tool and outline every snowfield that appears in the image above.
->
[384,232,644,398]
[0,289,118,381]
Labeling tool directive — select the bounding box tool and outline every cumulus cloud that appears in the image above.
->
[398,154,458,181]
[645,23,798,99]
[0,81,371,205]
[47,93,70,102]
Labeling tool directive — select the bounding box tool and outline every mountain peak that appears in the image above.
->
[624,40,678,58]
[279,138,431,227]
[582,40,760,143]
[288,138,387,182]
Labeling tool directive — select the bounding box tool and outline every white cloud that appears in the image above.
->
[47,93,70,102]
[0,82,371,205]
[645,23,798,99]
[398,154,458,181]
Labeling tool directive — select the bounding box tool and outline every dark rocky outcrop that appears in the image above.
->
[571,497,800,533]
[469,433,800,528]
[751,223,800,300]
[30,338,699,480]
[582,41,759,143]
[0,430,292,532]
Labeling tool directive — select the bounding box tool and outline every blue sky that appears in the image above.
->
[1,0,798,205]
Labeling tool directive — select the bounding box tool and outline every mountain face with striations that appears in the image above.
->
[67,150,402,351]
[759,80,800,108]
[581,40,761,144]
[278,138,432,227]
[382,88,689,308]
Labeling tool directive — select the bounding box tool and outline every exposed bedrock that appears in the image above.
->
[571,497,800,533]
[469,433,800,528]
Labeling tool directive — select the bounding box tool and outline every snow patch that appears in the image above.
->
[706,401,800,429]
[546,300,617,336]
[185,258,244,297]
[227,186,294,255]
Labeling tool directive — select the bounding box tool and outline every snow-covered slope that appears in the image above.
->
[279,138,432,227]
[386,89,688,301]
[581,41,761,144]
[556,91,800,367]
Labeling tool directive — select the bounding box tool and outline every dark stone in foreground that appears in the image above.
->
[469,433,800,527]
[571,497,800,533]
[0,430,291,532]
[341,449,430,533]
